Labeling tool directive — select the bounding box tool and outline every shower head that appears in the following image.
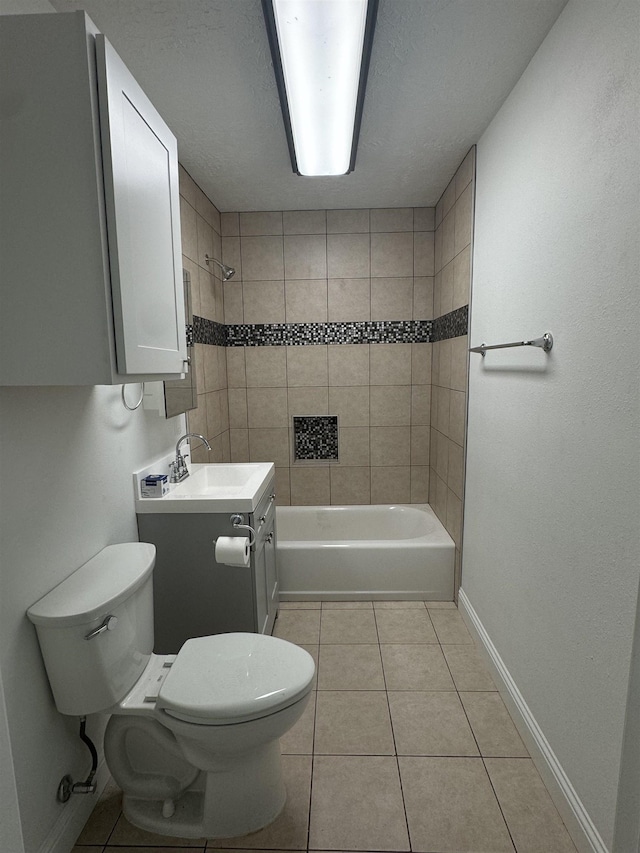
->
[205,255,236,281]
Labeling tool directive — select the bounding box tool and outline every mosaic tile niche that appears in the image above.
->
[293,416,339,462]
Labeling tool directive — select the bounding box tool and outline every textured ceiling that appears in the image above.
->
[50,0,568,211]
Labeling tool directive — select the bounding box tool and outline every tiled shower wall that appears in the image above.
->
[219,208,435,506]
[430,148,475,594]
[178,166,231,463]
[179,153,474,593]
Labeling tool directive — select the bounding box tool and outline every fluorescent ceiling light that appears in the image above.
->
[263,0,378,177]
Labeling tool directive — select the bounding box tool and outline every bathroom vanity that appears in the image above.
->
[135,462,279,654]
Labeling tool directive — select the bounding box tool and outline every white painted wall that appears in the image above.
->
[0,386,183,852]
[463,0,639,849]
[0,669,24,853]
[0,4,187,850]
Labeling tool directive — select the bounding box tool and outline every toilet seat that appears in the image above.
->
[156,633,315,725]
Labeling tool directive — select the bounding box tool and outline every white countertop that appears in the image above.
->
[134,458,275,514]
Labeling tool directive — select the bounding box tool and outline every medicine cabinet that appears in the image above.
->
[0,11,186,385]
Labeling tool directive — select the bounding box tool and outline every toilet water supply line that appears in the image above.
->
[56,717,98,803]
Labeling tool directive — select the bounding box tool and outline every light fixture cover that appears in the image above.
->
[263,0,378,176]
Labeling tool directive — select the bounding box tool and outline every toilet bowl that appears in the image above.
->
[26,543,315,839]
[105,632,314,837]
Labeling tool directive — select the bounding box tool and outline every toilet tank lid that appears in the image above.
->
[27,543,155,628]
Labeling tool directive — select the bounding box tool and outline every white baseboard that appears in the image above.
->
[457,589,609,853]
[37,759,110,853]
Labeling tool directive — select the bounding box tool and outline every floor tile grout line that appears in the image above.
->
[428,626,517,852]
[101,793,122,849]
[318,641,443,645]
[478,753,519,853]
[305,677,320,853]
[447,641,519,853]
[371,606,413,852]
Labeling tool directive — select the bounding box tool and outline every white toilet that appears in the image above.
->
[27,542,315,839]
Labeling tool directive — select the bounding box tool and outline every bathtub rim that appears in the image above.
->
[276,503,453,548]
[275,502,455,602]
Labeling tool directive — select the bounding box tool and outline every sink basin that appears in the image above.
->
[172,464,269,495]
[134,461,275,514]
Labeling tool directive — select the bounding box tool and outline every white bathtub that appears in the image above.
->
[276,504,454,600]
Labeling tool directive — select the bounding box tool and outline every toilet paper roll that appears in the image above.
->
[215,536,250,567]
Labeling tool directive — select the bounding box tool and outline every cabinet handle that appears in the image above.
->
[266,532,274,543]
[270,493,276,501]
[260,515,266,524]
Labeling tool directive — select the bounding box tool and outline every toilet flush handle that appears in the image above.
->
[85,615,118,640]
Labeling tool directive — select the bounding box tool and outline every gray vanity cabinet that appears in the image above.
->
[137,482,279,654]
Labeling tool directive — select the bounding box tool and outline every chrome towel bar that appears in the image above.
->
[469,332,553,357]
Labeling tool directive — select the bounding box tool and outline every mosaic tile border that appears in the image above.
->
[431,305,469,342]
[225,319,432,347]
[192,316,226,347]
[192,311,468,348]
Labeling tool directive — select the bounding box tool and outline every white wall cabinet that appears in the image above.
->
[0,12,187,385]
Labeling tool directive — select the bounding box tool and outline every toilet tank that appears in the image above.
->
[27,543,156,716]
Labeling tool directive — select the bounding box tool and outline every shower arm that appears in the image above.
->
[204,255,235,281]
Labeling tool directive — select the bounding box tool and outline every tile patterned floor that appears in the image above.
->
[73,600,577,853]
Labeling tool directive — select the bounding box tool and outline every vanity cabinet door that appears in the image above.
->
[96,35,186,377]
[252,486,278,636]
[253,537,270,637]
[265,520,279,630]
[254,516,278,636]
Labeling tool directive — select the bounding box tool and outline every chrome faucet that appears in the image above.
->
[170,433,212,483]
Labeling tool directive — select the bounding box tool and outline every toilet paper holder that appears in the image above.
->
[229,514,256,548]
